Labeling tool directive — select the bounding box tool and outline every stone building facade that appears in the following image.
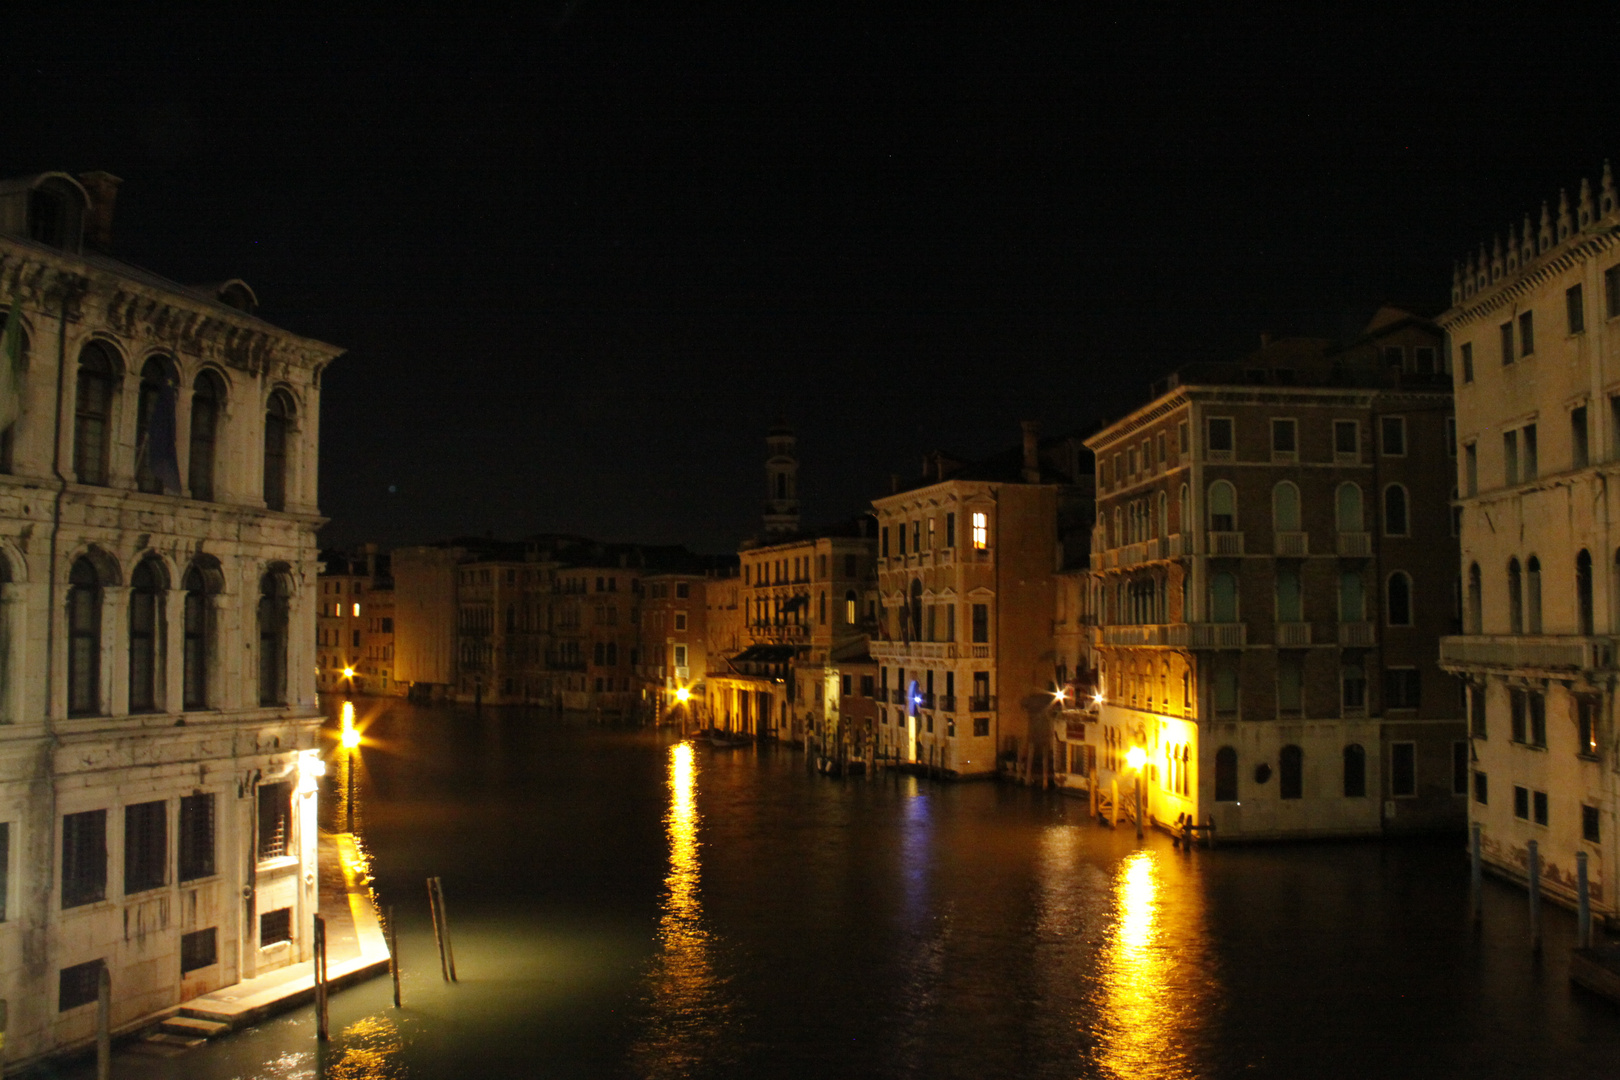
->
[316,545,395,696]
[0,171,338,1066]
[1087,314,1465,840]
[1439,162,1620,915]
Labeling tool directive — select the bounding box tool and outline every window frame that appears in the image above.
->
[1379,416,1407,457]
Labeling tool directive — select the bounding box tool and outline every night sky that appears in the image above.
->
[6,7,1618,552]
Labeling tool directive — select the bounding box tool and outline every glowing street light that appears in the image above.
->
[674,686,691,703]
[1125,745,1147,772]
[341,724,361,749]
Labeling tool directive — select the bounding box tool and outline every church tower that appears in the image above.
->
[763,420,800,539]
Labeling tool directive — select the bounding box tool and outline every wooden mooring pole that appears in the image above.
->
[429,877,458,982]
[388,904,402,1007]
[95,965,110,1080]
[427,877,448,981]
[1577,850,1592,949]
[1527,840,1542,954]
[314,914,329,1041]
[1470,822,1483,925]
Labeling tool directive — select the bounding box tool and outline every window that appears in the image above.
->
[1507,558,1523,633]
[1504,429,1519,485]
[881,528,889,558]
[68,557,102,716]
[260,907,292,946]
[181,928,218,974]
[673,644,687,669]
[1214,662,1238,713]
[179,793,215,882]
[59,959,105,1012]
[1208,480,1236,531]
[971,603,989,643]
[1453,741,1468,796]
[1467,563,1482,633]
[183,563,218,710]
[1577,549,1595,634]
[1513,785,1530,820]
[1277,653,1302,713]
[1528,690,1546,747]
[1334,419,1359,458]
[1533,790,1549,826]
[1500,321,1514,365]
[1391,742,1417,797]
[1214,746,1238,802]
[1339,570,1364,622]
[1523,424,1538,479]
[971,512,988,550]
[1386,572,1413,626]
[1272,482,1300,533]
[73,343,115,486]
[1380,416,1406,456]
[845,589,857,624]
[124,800,167,895]
[943,512,956,549]
[134,357,177,494]
[1584,805,1601,844]
[972,716,989,737]
[62,809,107,908]
[128,559,162,712]
[1279,745,1303,799]
[1460,342,1474,383]
[1335,483,1363,533]
[263,390,293,511]
[1510,688,1528,742]
[1470,682,1487,738]
[1474,772,1488,805]
[1526,556,1542,632]
[1382,485,1408,536]
[1608,264,1620,319]
[1178,421,1190,454]
[1271,418,1296,455]
[1206,417,1234,456]
[1210,572,1238,623]
[676,582,690,599]
[1569,284,1586,334]
[1343,744,1367,797]
[1464,443,1477,496]
[1385,667,1421,709]
[257,781,292,860]
[1341,663,1367,711]
[258,571,290,706]
[1414,346,1437,375]
[1519,310,1535,357]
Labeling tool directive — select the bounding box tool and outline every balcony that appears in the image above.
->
[1102,624,1167,647]
[1091,551,1106,570]
[754,623,808,642]
[1167,622,1247,648]
[1276,622,1312,647]
[1439,634,1615,673]
[1207,531,1245,556]
[870,640,959,661]
[970,644,991,657]
[1122,542,1147,567]
[938,694,957,712]
[968,695,996,712]
[1275,531,1309,557]
[1336,532,1372,557]
[1338,621,1376,647]
[1167,533,1187,558]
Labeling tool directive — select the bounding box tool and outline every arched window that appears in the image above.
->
[1272,482,1301,532]
[1113,507,1123,547]
[845,589,857,624]
[1387,572,1413,626]
[189,370,223,501]
[1526,556,1542,633]
[73,343,115,486]
[263,390,294,511]
[1343,743,1367,797]
[1507,558,1523,634]
[1468,563,1483,634]
[1335,483,1363,532]
[1383,484,1409,536]
[1157,491,1169,539]
[1215,746,1238,802]
[818,591,827,625]
[1339,570,1364,622]
[135,357,177,494]
[258,570,291,706]
[1276,565,1303,622]
[68,557,102,715]
[1279,744,1303,799]
[1210,572,1238,622]
[1178,484,1190,535]
[908,579,923,642]
[1578,549,1595,635]
[182,561,220,710]
[128,559,163,712]
[1208,481,1237,531]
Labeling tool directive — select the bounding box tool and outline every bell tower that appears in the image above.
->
[763,420,800,539]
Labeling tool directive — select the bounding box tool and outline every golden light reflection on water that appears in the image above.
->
[629,740,730,1078]
[323,1015,405,1080]
[1097,849,1192,1080]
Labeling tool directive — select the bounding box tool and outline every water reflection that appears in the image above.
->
[629,741,731,1077]
[1097,850,1192,1080]
[325,1015,405,1080]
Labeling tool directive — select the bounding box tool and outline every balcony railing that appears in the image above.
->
[938,694,957,712]
[1338,621,1376,647]
[1439,634,1614,672]
[1276,621,1312,646]
[1275,531,1309,557]
[870,640,958,660]
[1167,622,1247,648]
[971,644,991,657]
[1208,531,1245,556]
[968,695,996,712]
[1336,532,1372,557]
[1167,532,1187,558]
[1102,624,1167,647]
[1090,552,1106,571]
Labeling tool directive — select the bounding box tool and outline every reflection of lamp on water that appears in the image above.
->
[339,701,360,833]
[1126,744,1147,840]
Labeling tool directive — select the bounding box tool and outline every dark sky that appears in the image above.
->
[6,6,1618,552]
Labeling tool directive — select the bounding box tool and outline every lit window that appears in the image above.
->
[971,512,988,550]
[352,602,360,617]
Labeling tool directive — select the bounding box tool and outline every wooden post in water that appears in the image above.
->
[388,904,402,1007]
[1577,850,1592,949]
[1527,840,1542,954]
[432,877,458,982]
[314,914,329,1041]
[427,877,449,981]
[95,966,110,1080]
[1470,822,1483,925]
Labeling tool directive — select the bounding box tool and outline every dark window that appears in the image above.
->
[1387,573,1412,626]
[1452,741,1468,796]
[972,716,988,736]
[1524,423,1538,479]
[1533,790,1549,826]
[1271,419,1296,453]
[1500,321,1514,365]
[860,674,874,698]
[1584,804,1601,843]
[263,391,292,511]
[1529,691,1546,747]
[1470,683,1487,738]
[1519,310,1535,356]
[1607,265,1620,319]
[1573,406,1590,469]
[352,629,360,648]
[1513,785,1530,820]
[73,343,114,485]
[1391,742,1416,797]
[1279,744,1303,799]
[260,907,292,946]
[1343,744,1367,797]
[59,959,105,1012]
[1474,771,1488,805]
[1334,420,1358,455]
[257,782,291,860]
[128,560,161,712]
[1206,417,1233,453]
[1569,284,1586,334]
[123,800,167,895]
[68,557,101,716]
[1384,668,1421,709]
[0,822,8,920]
[1510,688,1528,742]
[381,617,394,633]
[188,372,222,500]
[258,572,289,706]
[1342,664,1366,710]
[1460,343,1474,383]
[62,809,107,908]
[1380,417,1406,456]
[181,927,218,974]
[1383,486,1409,536]
[183,564,214,710]
[1578,549,1595,634]
[179,793,215,882]
[881,527,889,558]
[944,513,955,548]
[1215,746,1238,802]
[971,603,989,644]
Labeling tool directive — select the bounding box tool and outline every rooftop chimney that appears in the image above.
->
[1020,420,1040,483]
[77,171,122,253]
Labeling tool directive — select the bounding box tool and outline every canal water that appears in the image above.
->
[88,700,1619,1079]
